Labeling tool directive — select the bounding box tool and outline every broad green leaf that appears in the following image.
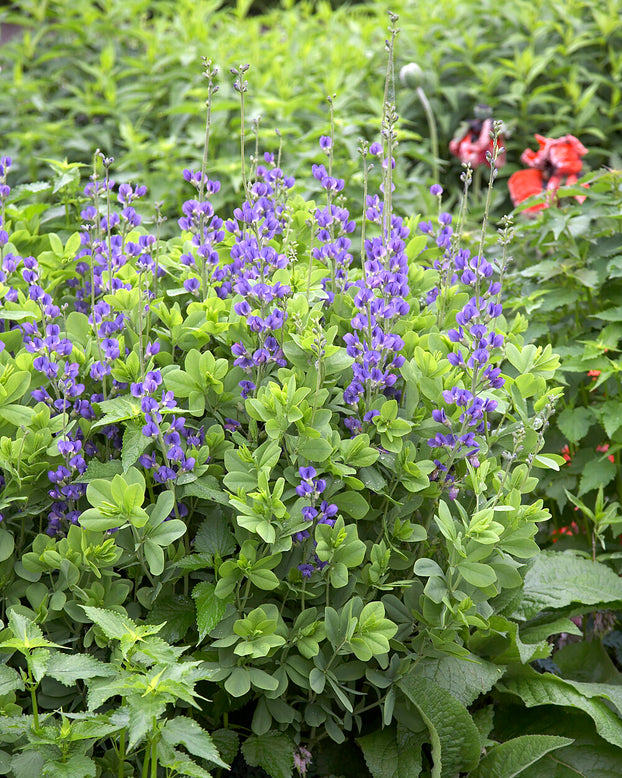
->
[332,491,369,520]
[192,582,227,640]
[500,668,622,749]
[149,518,187,546]
[121,422,151,472]
[148,594,195,642]
[193,514,237,559]
[556,407,594,444]
[398,675,480,777]
[357,725,424,778]
[0,528,14,562]
[470,735,573,778]
[411,653,504,707]
[0,664,24,695]
[162,717,228,769]
[509,551,622,620]
[578,458,617,495]
[241,732,294,778]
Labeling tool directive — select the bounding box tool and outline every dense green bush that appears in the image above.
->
[2,2,622,776]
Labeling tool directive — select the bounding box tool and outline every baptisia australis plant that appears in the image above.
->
[3,19,621,778]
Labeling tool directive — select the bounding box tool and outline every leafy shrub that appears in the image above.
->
[507,170,622,559]
[2,15,622,778]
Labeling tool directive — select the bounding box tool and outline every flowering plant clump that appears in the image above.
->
[2,24,622,778]
[508,133,588,214]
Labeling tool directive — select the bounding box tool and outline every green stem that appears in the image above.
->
[118,729,126,778]
[416,86,439,185]
[151,727,158,778]
[141,746,150,778]
[29,681,40,731]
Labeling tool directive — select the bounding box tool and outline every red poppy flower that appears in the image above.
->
[449,117,507,169]
[509,133,588,214]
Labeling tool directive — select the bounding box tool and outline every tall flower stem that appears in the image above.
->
[416,86,439,186]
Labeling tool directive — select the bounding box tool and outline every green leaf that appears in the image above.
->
[500,668,622,749]
[149,518,187,546]
[357,725,424,778]
[0,664,24,695]
[411,653,504,707]
[81,606,134,640]
[458,561,497,588]
[0,404,34,426]
[144,538,165,575]
[192,582,227,640]
[332,491,369,519]
[299,436,333,462]
[509,551,622,620]
[397,675,480,778]
[121,422,151,472]
[241,732,294,778]
[46,652,116,685]
[556,407,594,443]
[81,458,124,482]
[0,528,15,562]
[470,735,573,778]
[42,755,96,777]
[148,594,195,642]
[161,717,228,769]
[193,515,237,560]
[578,458,617,496]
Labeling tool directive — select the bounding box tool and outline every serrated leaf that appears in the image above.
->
[509,551,622,620]
[397,675,480,778]
[241,732,294,778]
[148,594,195,642]
[46,652,116,686]
[0,664,24,695]
[162,717,228,769]
[193,515,237,559]
[192,582,227,640]
[470,735,573,778]
[82,606,134,640]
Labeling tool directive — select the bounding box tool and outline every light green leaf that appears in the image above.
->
[81,606,134,640]
[121,422,151,472]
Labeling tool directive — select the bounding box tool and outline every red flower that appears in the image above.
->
[596,443,615,463]
[587,369,601,380]
[449,117,506,169]
[509,133,588,214]
[561,445,571,463]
